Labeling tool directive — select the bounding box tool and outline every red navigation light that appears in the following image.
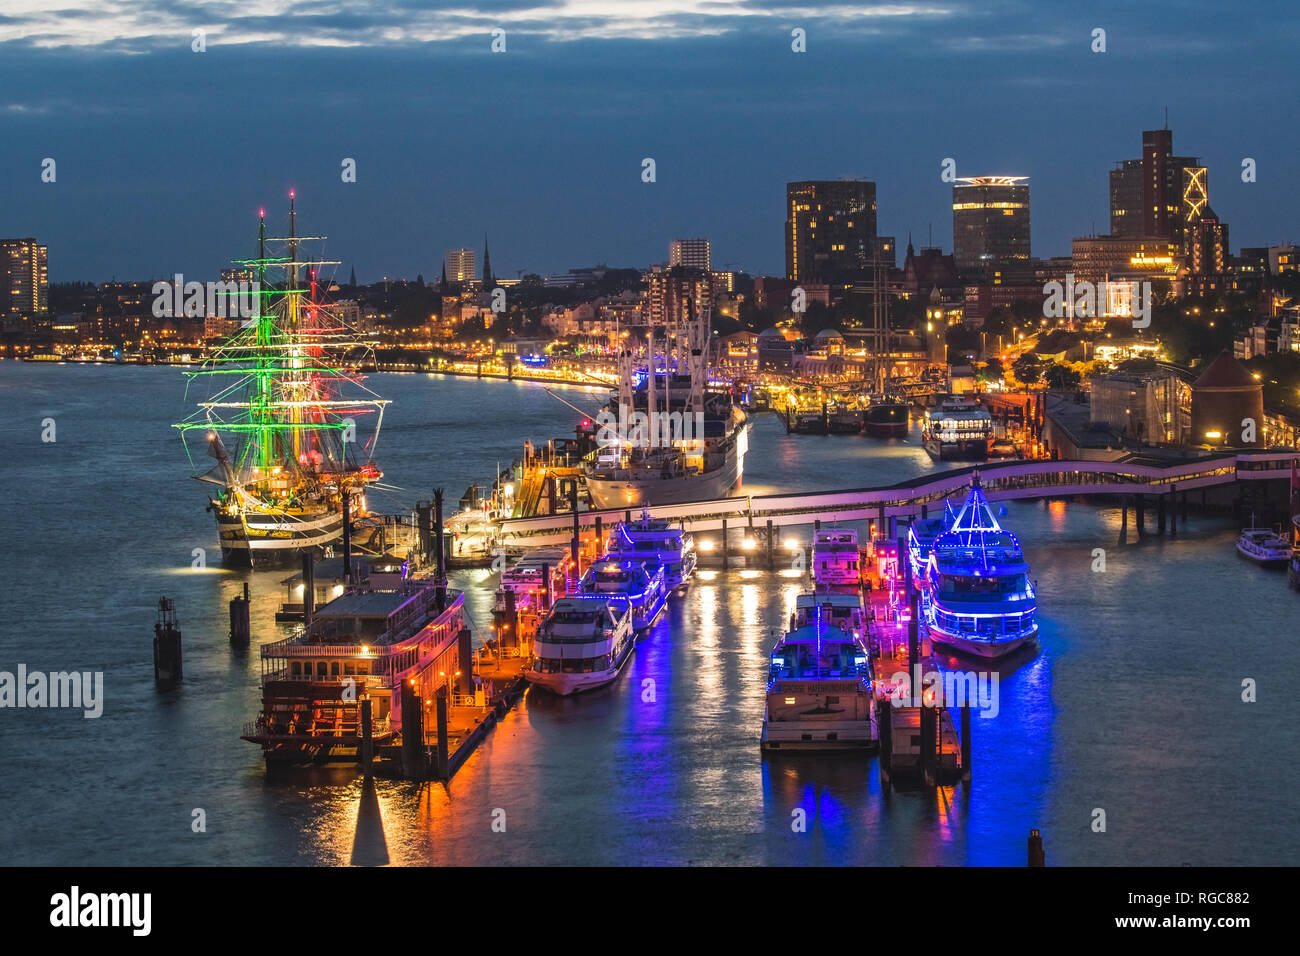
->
[582,419,591,427]
[289,189,295,198]
[258,208,264,218]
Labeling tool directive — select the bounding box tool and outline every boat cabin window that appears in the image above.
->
[291,662,302,676]
[316,661,328,677]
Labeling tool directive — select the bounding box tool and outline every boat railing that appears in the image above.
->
[769,662,871,682]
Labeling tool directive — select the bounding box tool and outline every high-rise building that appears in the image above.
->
[669,238,710,272]
[1108,129,1203,243]
[444,248,476,285]
[647,266,714,329]
[2,238,49,319]
[951,176,1030,272]
[785,180,878,286]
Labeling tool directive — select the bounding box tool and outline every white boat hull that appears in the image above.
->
[586,429,746,509]
[760,716,876,751]
[927,626,1037,660]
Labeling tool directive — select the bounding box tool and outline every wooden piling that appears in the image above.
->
[1136,494,1145,537]
[920,703,936,788]
[595,516,604,555]
[1169,483,1177,536]
[153,596,182,687]
[1118,496,1128,545]
[766,519,774,570]
[360,697,373,777]
[400,680,425,780]
[876,698,892,790]
[569,482,580,569]
[435,686,450,781]
[1028,828,1046,867]
[1157,494,1166,533]
[229,582,250,646]
[541,563,551,609]
[302,551,315,626]
[960,701,972,782]
[721,518,729,570]
[457,628,473,694]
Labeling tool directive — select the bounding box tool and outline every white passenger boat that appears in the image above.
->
[604,510,696,589]
[576,557,668,631]
[525,598,635,696]
[1236,526,1291,568]
[811,528,862,589]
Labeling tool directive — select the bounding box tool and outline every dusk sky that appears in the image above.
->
[1,1,1296,284]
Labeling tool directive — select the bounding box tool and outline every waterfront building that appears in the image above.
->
[785,179,879,286]
[669,238,710,272]
[952,176,1031,273]
[646,265,714,328]
[1,237,49,321]
[1090,369,1185,445]
[1190,350,1264,448]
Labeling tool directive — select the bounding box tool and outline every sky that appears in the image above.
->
[0,0,1297,284]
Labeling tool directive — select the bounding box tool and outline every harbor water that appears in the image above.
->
[1,362,1295,865]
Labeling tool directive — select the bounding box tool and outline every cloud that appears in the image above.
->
[0,0,961,50]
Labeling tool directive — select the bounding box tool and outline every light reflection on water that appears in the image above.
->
[1,364,1296,866]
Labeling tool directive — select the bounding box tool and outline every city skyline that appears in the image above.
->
[1,2,1297,283]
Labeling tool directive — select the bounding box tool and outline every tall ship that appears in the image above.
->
[921,396,994,461]
[585,301,748,508]
[862,254,910,438]
[175,194,387,567]
[864,398,909,438]
[913,476,1038,659]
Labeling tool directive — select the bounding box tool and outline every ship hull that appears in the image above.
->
[864,405,909,438]
[923,437,989,461]
[526,641,635,697]
[215,507,343,568]
[927,625,1037,660]
[760,716,876,752]
[587,439,744,509]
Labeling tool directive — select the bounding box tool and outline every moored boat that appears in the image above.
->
[916,476,1038,660]
[864,398,909,438]
[525,597,635,695]
[761,607,875,752]
[604,509,696,589]
[1236,525,1290,568]
[811,527,862,588]
[576,557,667,631]
[921,397,993,461]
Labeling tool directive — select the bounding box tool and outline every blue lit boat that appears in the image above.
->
[914,476,1038,660]
[576,557,667,632]
[761,600,875,752]
[604,509,697,589]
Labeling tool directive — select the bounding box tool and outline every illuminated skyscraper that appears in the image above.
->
[669,238,710,272]
[1108,128,1204,243]
[444,248,476,285]
[1,238,49,319]
[951,177,1030,272]
[785,180,878,286]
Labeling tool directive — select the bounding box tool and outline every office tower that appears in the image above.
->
[1108,128,1203,242]
[1,238,49,319]
[785,180,878,285]
[951,176,1030,272]
[444,248,476,285]
[669,238,711,272]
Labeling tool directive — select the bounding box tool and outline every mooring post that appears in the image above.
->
[435,685,450,781]
[961,701,972,783]
[1136,494,1145,537]
[302,551,315,626]
[153,596,182,687]
[766,519,774,570]
[400,680,423,781]
[229,582,250,646]
[1157,493,1166,534]
[888,515,897,539]
[921,503,929,519]
[1182,489,1189,523]
[569,482,580,570]
[721,518,729,570]
[360,697,373,778]
[920,703,935,788]
[1169,483,1177,536]
[433,487,446,603]
[876,697,892,790]
[595,516,604,555]
[505,588,518,654]
[1118,496,1128,545]
[1028,828,1046,867]
[457,628,473,695]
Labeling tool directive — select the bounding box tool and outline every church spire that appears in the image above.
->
[482,233,493,287]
